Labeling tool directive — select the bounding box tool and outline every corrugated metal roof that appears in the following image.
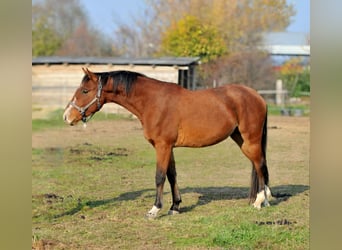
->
[262,32,310,56]
[32,56,200,66]
[263,45,310,56]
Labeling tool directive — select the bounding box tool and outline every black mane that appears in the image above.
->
[83,70,145,95]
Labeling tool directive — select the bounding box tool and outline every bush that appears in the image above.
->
[279,58,310,97]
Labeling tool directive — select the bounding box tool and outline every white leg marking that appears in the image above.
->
[265,185,272,200]
[253,190,265,209]
[265,185,272,206]
[146,205,160,218]
[262,185,272,207]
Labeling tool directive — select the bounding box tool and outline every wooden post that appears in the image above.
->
[276,79,283,105]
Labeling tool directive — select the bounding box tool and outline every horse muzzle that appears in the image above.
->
[63,106,76,125]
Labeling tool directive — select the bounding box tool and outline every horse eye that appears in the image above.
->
[82,89,89,94]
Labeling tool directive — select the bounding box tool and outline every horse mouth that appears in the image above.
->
[67,118,80,126]
[63,113,77,126]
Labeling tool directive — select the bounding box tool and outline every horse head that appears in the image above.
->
[63,68,104,125]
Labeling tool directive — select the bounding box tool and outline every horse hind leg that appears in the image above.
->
[167,151,182,215]
[231,128,271,209]
[250,158,271,209]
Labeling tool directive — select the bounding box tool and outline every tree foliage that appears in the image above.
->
[279,58,310,97]
[32,16,62,56]
[128,0,295,88]
[160,15,226,62]
[143,0,295,56]
[32,0,116,57]
[199,51,276,89]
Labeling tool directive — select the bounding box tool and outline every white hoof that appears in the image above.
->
[253,190,265,209]
[146,205,160,219]
[263,199,271,207]
[168,210,180,215]
[265,185,272,200]
[253,202,262,209]
[253,186,272,208]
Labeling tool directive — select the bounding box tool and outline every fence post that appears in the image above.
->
[276,79,283,105]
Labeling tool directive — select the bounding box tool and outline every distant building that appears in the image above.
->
[32,56,200,114]
[262,32,310,65]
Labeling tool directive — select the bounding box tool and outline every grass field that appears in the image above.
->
[32,110,309,249]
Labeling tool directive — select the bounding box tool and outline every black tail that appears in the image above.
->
[249,106,269,202]
[261,106,268,161]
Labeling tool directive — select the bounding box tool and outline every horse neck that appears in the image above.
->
[103,77,157,120]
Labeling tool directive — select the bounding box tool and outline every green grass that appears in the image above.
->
[32,109,65,132]
[32,111,309,249]
[267,104,310,116]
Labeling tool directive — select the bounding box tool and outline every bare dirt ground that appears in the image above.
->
[32,115,310,187]
[33,114,310,191]
[32,115,310,149]
[32,117,140,148]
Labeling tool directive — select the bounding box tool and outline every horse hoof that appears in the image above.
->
[253,203,262,210]
[145,205,160,219]
[265,185,272,200]
[263,200,271,207]
[145,212,158,219]
[168,210,180,215]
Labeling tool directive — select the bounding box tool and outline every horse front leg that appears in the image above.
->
[146,143,172,219]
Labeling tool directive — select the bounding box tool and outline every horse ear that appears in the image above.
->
[83,68,98,82]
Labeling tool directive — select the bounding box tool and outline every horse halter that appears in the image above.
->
[70,76,103,123]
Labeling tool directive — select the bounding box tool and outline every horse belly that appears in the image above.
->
[175,121,235,147]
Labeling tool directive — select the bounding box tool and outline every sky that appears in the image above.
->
[81,0,147,37]
[286,0,310,33]
[80,0,310,37]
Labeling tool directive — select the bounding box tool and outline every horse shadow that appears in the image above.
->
[179,184,309,213]
[55,184,309,218]
[54,188,154,218]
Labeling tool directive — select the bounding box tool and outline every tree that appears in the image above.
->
[57,22,117,57]
[34,0,88,39]
[32,0,87,56]
[199,51,276,89]
[116,0,294,88]
[32,0,116,57]
[140,0,294,55]
[32,16,62,56]
[160,15,226,62]
[279,58,310,97]
[113,24,142,57]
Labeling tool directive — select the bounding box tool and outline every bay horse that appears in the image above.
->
[63,68,271,218]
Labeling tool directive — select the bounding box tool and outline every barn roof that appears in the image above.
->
[262,32,310,56]
[32,56,200,67]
